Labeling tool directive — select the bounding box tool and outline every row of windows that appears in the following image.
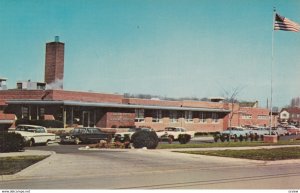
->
[291,114,300,119]
[135,109,219,123]
[21,106,45,119]
[241,114,268,120]
[257,115,268,120]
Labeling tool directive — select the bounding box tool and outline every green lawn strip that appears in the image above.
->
[175,147,300,161]
[157,140,300,149]
[0,155,49,175]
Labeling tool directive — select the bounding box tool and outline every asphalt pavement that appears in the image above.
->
[1,137,300,189]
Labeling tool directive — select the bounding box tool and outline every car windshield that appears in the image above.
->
[35,127,46,133]
[165,127,176,131]
[86,128,102,134]
[16,126,38,133]
[73,128,102,134]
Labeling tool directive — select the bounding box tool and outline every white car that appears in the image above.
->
[114,127,154,142]
[15,124,56,146]
[156,127,195,141]
[248,127,270,136]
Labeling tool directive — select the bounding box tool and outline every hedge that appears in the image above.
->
[178,134,191,144]
[131,130,159,149]
[0,132,25,152]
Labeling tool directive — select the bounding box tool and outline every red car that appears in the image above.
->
[286,126,300,135]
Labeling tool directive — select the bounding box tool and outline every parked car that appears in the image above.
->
[60,127,112,145]
[221,127,249,138]
[248,127,270,136]
[271,127,288,136]
[285,125,300,135]
[156,127,195,141]
[114,127,153,142]
[15,124,56,147]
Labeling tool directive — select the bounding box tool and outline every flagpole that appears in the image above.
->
[270,7,276,134]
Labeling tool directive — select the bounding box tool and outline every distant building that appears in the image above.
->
[0,78,7,90]
[227,101,277,127]
[280,107,300,126]
[17,80,46,90]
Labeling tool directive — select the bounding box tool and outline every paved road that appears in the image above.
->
[1,144,300,189]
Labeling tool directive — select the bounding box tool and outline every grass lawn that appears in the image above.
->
[0,155,48,175]
[176,147,300,161]
[157,140,300,149]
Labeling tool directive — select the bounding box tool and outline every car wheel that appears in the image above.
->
[74,137,80,145]
[168,136,173,144]
[44,140,51,146]
[28,139,34,147]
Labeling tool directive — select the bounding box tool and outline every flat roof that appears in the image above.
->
[6,99,231,113]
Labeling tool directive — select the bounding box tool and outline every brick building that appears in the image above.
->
[227,101,277,128]
[0,89,231,132]
[0,37,275,132]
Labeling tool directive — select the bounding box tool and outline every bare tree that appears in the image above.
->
[290,97,300,107]
[221,86,244,127]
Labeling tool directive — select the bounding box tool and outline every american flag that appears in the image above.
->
[274,13,300,32]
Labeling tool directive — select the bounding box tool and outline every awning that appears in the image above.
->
[5,99,231,113]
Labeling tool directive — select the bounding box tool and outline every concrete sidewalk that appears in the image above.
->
[0,150,54,157]
[1,144,300,182]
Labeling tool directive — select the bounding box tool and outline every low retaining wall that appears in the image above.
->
[263,135,278,143]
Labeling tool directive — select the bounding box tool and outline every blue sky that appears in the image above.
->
[0,0,300,108]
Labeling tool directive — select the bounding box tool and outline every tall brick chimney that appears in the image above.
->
[44,36,64,89]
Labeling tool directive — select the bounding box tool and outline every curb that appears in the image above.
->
[78,147,130,152]
[1,150,56,181]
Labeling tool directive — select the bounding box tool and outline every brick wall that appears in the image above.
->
[134,117,224,132]
[182,100,225,109]
[123,98,181,107]
[123,98,226,109]
[104,112,135,128]
[0,90,46,100]
[51,90,123,103]
[0,90,124,103]
[228,104,274,127]
[0,111,15,120]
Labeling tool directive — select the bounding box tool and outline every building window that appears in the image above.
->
[241,114,252,119]
[135,109,144,122]
[258,115,268,120]
[152,110,162,122]
[40,107,45,115]
[281,113,288,118]
[37,84,46,90]
[17,83,22,90]
[199,112,208,123]
[170,111,178,123]
[39,107,45,119]
[184,111,193,122]
[22,106,29,119]
[212,112,218,123]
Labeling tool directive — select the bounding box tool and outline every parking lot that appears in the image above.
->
[1,139,300,189]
